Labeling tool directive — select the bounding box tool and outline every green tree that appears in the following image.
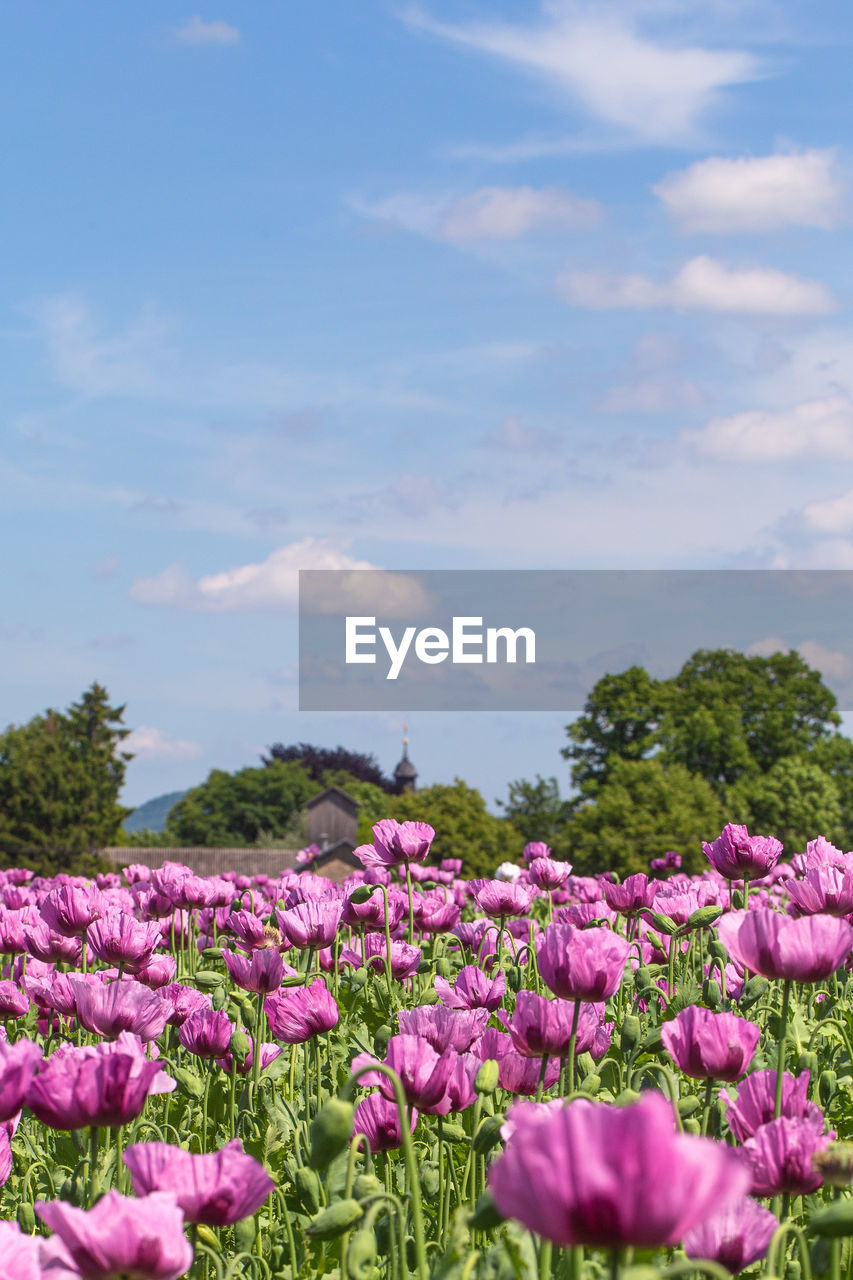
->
[497,775,572,858]
[567,758,724,879]
[356,779,519,878]
[728,755,845,854]
[561,666,666,802]
[164,761,316,846]
[0,683,131,867]
[261,743,396,792]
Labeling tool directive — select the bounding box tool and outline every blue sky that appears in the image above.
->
[4,1,853,809]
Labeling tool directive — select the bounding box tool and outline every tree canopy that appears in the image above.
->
[0,683,130,869]
[261,742,396,793]
[163,761,318,847]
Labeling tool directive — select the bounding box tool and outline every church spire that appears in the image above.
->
[393,722,417,794]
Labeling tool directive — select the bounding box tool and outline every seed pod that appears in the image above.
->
[229,1030,251,1066]
[702,978,721,1009]
[352,1174,383,1201]
[16,1203,35,1233]
[475,1059,500,1096]
[295,1166,322,1216]
[306,1199,364,1241]
[172,1066,205,1101]
[194,970,225,990]
[234,1217,256,1254]
[473,1114,505,1156]
[468,1191,505,1230]
[347,1229,378,1280]
[419,1161,440,1199]
[309,1099,356,1171]
[820,1069,838,1108]
[620,1015,641,1059]
[687,905,723,929]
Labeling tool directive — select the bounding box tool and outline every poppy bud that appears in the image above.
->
[620,1015,641,1059]
[295,1166,322,1215]
[347,1229,378,1280]
[307,1199,364,1241]
[229,1031,251,1066]
[309,1098,356,1171]
[475,1059,500,1096]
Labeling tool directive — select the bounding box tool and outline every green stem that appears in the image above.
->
[701,1077,714,1136]
[535,1055,550,1103]
[567,1001,582,1097]
[405,862,415,945]
[774,979,792,1119]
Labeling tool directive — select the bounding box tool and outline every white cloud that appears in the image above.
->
[746,637,851,680]
[403,4,762,145]
[559,255,836,316]
[655,149,845,233]
[356,185,600,242]
[124,727,202,761]
[602,379,706,413]
[35,296,168,397]
[682,395,853,462]
[172,16,240,46]
[802,489,853,535]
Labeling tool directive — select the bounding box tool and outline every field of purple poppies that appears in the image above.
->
[2,820,853,1280]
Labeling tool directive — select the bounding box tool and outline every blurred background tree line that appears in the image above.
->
[4,649,853,877]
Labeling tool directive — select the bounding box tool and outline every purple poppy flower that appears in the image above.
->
[224,908,268,952]
[723,1070,824,1143]
[397,1005,488,1053]
[415,897,461,934]
[556,902,616,929]
[37,1189,193,1280]
[85,913,162,971]
[787,865,853,917]
[499,992,602,1059]
[354,1033,455,1111]
[178,1009,236,1059]
[353,1092,418,1153]
[703,824,783,882]
[0,1221,41,1280]
[222,947,290,994]
[522,842,552,865]
[0,1038,42,1121]
[214,1042,282,1076]
[650,851,683,873]
[662,1007,761,1082]
[743,1115,832,1196]
[0,980,28,1019]
[264,979,339,1044]
[354,820,436,869]
[603,873,657,915]
[123,1138,274,1226]
[434,964,505,1012]
[717,909,853,982]
[27,1042,168,1130]
[275,899,343,950]
[40,885,105,937]
[71,978,169,1043]
[471,1029,561,1095]
[489,1092,749,1248]
[23,921,82,965]
[683,1198,778,1272]
[528,859,570,891]
[131,955,178,989]
[342,888,406,933]
[158,983,212,1027]
[343,935,422,982]
[468,879,536,919]
[536,923,630,1001]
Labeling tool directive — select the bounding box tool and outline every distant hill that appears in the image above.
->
[123,790,188,834]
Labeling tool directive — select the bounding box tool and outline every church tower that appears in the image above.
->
[393,724,417,794]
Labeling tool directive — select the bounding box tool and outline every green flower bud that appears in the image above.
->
[194,970,225,990]
[615,1089,641,1107]
[468,1191,506,1231]
[435,957,453,979]
[677,1096,701,1119]
[419,1161,440,1198]
[211,986,228,1012]
[473,1115,505,1156]
[683,1117,701,1135]
[196,1225,220,1251]
[373,1025,393,1056]
[820,1069,838,1108]
[809,1197,853,1236]
[229,1031,251,1066]
[702,978,721,1009]
[687,905,724,929]
[797,1051,819,1077]
[234,1217,256,1254]
[349,885,376,905]
[352,1174,383,1201]
[814,1144,853,1189]
[620,1015,641,1059]
[16,1203,35,1233]
[579,1073,600,1096]
[348,967,368,991]
[440,1122,467,1143]
[475,1059,500,1096]
[295,1166,322,1216]
[306,1199,364,1241]
[707,939,728,963]
[644,911,678,936]
[309,1098,356,1171]
[739,976,770,1008]
[201,946,224,962]
[347,1229,379,1280]
[633,965,652,993]
[172,1066,205,1101]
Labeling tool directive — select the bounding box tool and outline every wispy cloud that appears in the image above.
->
[129,537,379,611]
[172,16,240,46]
[682,395,853,462]
[403,2,764,145]
[124,726,202,760]
[35,296,169,398]
[655,149,845,233]
[354,185,601,242]
[559,255,836,316]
